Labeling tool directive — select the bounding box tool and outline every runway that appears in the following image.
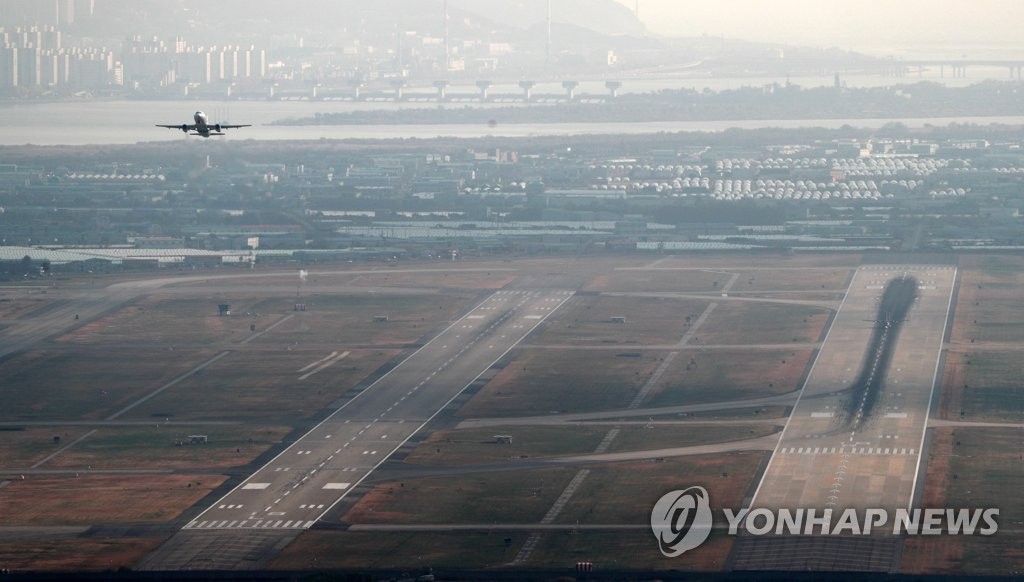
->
[137,288,573,569]
[732,265,956,571]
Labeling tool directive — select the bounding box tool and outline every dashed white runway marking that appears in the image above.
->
[778,446,917,456]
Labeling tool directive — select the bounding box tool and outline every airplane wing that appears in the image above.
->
[156,124,197,131]
[217,124,252,129]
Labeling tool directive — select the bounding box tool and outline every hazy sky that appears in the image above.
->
[617,0,1024,56]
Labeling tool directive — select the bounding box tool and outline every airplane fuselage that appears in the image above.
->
[156,112,250,137]
[192,111,218,138]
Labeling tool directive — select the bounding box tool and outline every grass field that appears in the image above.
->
[402,423,778,465]
[0,349,215,421]
[644,349,813,407]
[403,425,608,465]
[694,302,831,345]
[56,292,476,348]
[611,405,792,421]
[41,425,291,470]
[606,424,780,454]
[0,474,225,526]
[249,292,477,346]
[523,529,734,571]
[950,255,1024,344]
[902,427,1024,575]
[555,453,765,525]
[457,348,664,418]
[270,530,530,570]
[350,270,516,290]
[628,254,864,270]
[727,268,852,293]
[0,289,56,320]
[533,295,711,345]
[582,269,731,293]
[0,536,163,573]
[955,351,1024,422]
[56,294,292,346]
[0,426,93,467]
[338,453,764,573]
[342,467,578,525]
[125,348,399,421]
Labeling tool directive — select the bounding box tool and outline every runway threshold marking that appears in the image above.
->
[186,290,572,531]
[309,289,575,527]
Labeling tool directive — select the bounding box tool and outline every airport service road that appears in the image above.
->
[182,289,574,532]
[749,266,956,514]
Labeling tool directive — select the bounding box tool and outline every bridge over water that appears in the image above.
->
[895,59,1024,79]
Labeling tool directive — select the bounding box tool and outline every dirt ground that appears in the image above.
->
[0,474,225,525]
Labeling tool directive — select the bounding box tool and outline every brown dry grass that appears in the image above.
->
[403,425,607,465]
[42,425,291,470]
[582,270,730,293]
[900,428,962,573]
[125,348,398,421]
[727,268,853,292]
[531,295,712,345]
[0,348,214,421]
[0,536,163,573]
[557,453,766,525]
[271,530,532,570]
[457,348,665,417]
[694,302,831,345]
[0,474,225,525]
[627,254,864,270]
[351,271,516,289]
[935,350,967,420]
[250,292,475,346]
[957,351,1024,422]
[0,290,55,320]
[55,293,292,346]
[901,426,1024,575]
[950,255,1024,344]
[526,528,735,571]
[646,349,812,407]
[342,467,577,525]
[319,453,764,572]
[0,427,93,467]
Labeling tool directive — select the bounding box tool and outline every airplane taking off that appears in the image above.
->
[156,111,251,137]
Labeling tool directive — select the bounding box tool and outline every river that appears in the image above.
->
[2,74,1023,146]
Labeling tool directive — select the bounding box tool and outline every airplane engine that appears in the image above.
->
[180,124,188,133]
[214,124,221,132]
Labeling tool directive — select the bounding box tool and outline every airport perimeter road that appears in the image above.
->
[177,289,574,533]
